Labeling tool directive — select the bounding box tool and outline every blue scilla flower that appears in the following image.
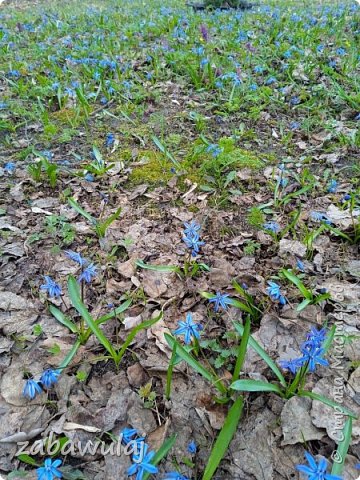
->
[208,292,233,312]
[0,102,7,109]
[7,69,21,78]
[23,379,42,400]
[173,313,202,345]
[254,65,263,74]
[192,46,204,56]
[164,473,189,480]
[129,436,146,455]
[279,358,304,374]
[78,263,97,283]
[265,76,277,85]
[296,451,341,480]
[327,179,337,193]
[187,440,197,454]
[105,133,115,147]
[4,162,16,174]
[127,443,158,479]
[263,222,281,234]
[290,96,300,106]
[40,276,62,297]
[300,342,329,372]
[65,250,87,266]
[183,221,201,238]
[40,369,60,389]
[65,87,76,97]
[336,47,346,56]
[329,60,337,68]
[84,172,95,182]
[267,281,286,305]
[206,144,222,157]
[183,233,204,257]
[310,211,331,225]
[120,428,138,445]
[290,121,300,130]
[296,258,305,272]
[37,458,62,480]
[279,178,288,188]
[306,327,327,347]
[317,44,324,53]
[249,83,258,91]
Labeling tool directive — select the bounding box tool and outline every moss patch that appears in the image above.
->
[129,151,174,185]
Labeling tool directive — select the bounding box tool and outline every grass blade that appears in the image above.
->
[232,316,250,383]
[202,396,244,480]
[142,434,177,480]
[151,135,181,169]
[296,298,312,311]
[331,417,352,476]
[59,339,82,369]
[49,305,78,333]
[234,322,286,387]
[230,379,283,394]
[136,259,181,273]
[323,324,336,354]
[96,207,121,238]
[116,311,163,365]
[96,299,132,325]
[300,390,357,418]
[68,197,96,225]
[164,334,227,394]
[68,276,117,359]
[166,343,177,400]
[281,269,312,300]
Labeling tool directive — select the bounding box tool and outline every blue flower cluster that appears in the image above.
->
[266,281,286,305]
[120,427,158,480]
[23,369,60,400]
[173,313,202,345]
[310,211,332,225]
[279,327,329,374]
[208,291,233,312]
[66,250,97,283]
[37,458,62,480]
[296,451,341,480]
[182,221,204,257]
[123,425,190,480]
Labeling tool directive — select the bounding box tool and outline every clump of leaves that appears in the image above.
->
[45,215,75,246]
[243,239,261,255]
[138,381,157,408]
[200,334,239,369]
[247,207,265,228]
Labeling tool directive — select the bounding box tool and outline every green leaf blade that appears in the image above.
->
[331,417,353,476]
[300,390,357,419]
[164,334,227,394]
[234,322,286,387]
[230,379,282,394]
[68,276,117,359]
[49,305,78,333]
[202,396,244,480]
